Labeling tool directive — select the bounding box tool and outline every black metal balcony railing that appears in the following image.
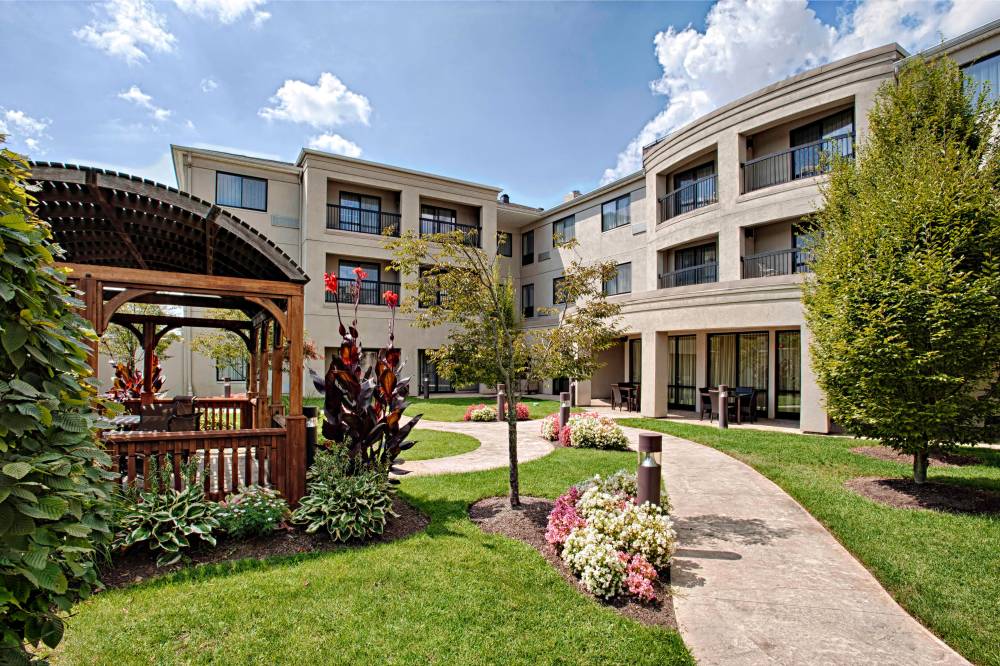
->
[659,174,718,222]
[742,133,854,194]
[326,204,400,236]
[658,262,718,289]
[420,219,481,247]
[324,279,401,306]
[741,248,814,278]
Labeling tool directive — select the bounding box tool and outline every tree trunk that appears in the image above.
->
[913,448,929,484]
[506,376,520,507]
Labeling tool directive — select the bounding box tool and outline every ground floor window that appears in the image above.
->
[216,360,248,382]
[668,335,696,411]
[417,350,451,393]
[708,332,768,416]
[552,377,570,394]
[628,338,642,384]
[775,330,801,420]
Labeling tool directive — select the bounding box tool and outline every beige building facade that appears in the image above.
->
[164,21,1000,433]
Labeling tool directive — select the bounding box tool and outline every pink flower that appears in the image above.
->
[352,266,369,280]
[624,553,658,602]
[323,272,338,293]
[558,424,572,447]
[545,487,585,546]
[463,403,486,421]
[383,290,399,308]
[514,403,530,420]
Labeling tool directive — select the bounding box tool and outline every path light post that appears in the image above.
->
[718,384,729,430]
[497,383,507,421]
[637,433,662,506]
[559,391,571,428]
[303,405,318,468]
[223,374,232,398]
[423,374,430,400]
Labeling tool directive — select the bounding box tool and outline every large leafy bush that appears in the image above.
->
[291,448,396,541]
[113,458,220,566]
[0,147,116,659]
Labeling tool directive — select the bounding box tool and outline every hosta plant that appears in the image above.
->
[0,146,116,661]
[217,486,289,539]
[113,457,220,566]
[310,270,419,480]
[291,448,396,541]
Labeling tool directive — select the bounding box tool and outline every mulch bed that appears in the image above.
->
[100,496,428,590]
[851,446,981,468]
[469,496,677,630]
[845,476,1000,515]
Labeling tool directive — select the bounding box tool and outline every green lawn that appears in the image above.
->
[620,418,1000,666]
[55,449,692,665]
[405,396,563,422]
[404,428,480,461]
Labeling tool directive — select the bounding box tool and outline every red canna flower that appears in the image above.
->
[352,266,369,280]
[383,290,399,308]
[323,272,338,293]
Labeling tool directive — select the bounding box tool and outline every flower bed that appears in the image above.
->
[463,402,530,422]
[540,412,628,450]
[545,471,676,601]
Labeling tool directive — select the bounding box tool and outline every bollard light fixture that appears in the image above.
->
[559,391,571,428]
[636,433,662,506]
[496,383,507,421]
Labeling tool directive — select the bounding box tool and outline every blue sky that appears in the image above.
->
[2,0,998,209]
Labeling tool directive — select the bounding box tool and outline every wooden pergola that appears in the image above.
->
[29,163,311,502]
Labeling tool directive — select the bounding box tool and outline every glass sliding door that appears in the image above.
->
[628,338,642,384]
[418,349,451,393]
[668,335,696,410]
[708,332,769,417]
[775,330,801,420]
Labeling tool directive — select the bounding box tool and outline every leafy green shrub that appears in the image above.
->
[113,458,220,566]
[0,145,116,660]
[291,448,396,541]
[217,486,289,539]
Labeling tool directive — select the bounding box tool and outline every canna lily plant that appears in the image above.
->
[108,355,165,401]
[310,269,420,480]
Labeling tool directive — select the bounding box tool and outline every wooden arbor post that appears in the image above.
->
[285,294,306,504]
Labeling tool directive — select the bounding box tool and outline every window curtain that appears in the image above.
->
[965,53,1000,103]
[709,334,737,387]
[216,173,242,207]
[241,178,266,210]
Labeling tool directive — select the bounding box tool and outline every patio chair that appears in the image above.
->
[698,388,712,420]
[610,384,623,411]
[630,386,641,412]
[737,389,757,423]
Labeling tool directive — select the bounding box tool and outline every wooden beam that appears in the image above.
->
[204,205,221,276]
[58,262,303,297]
[87,171,148,270]
[100,288,155,333]
[110,312,251,331]
[103,290,258,314]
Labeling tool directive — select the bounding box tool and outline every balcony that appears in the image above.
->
[326,204,401,236]
[324,278,401,306]
[420,219,481,247]
[741,248,813,278]
[659,174,718,222]
[658,262,718,289]
[741,133,854,194]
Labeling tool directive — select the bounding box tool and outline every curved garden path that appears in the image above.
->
[394,419,554,477]
[616,423,969,666]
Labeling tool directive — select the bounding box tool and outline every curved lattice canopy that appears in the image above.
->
[28,163,307,283]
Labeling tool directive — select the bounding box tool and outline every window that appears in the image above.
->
[628,338,642,384]
[338,192,382,234]
[338,260,380,283]
[963,51,1000,103]
[216,360,248,382]
[669,161,717,215]
[708,331,769,416]
[603,263,631,296]
[419,266,446,308]
[552,276,566,304]
[601,194,630,231]
[776,330,802,420]
[420,205,457,234]
[789,109,855,179]
[668,335,696,410]
[521,283,534,318]
[497,230,513,257]
[522,229,534,265]
[552,215,576,245]
[216,172,267,211]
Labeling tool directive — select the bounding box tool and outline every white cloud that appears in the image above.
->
[200,77,219,93]
[308,133,363,158]
[259,73,372,128]
[117,85,172,122]
[173,0,270,26]
[0,109,51,154]
[74,0,176,66]
[184,119,197,130]
[601,0,1000,184]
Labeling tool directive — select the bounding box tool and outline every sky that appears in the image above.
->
[2,0,999,209]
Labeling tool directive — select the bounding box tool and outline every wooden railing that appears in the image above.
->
[123,397,254,431]
[103,428,287,501]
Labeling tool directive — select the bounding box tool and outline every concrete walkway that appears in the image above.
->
[394,419,554,477]
[617,424,968,666]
